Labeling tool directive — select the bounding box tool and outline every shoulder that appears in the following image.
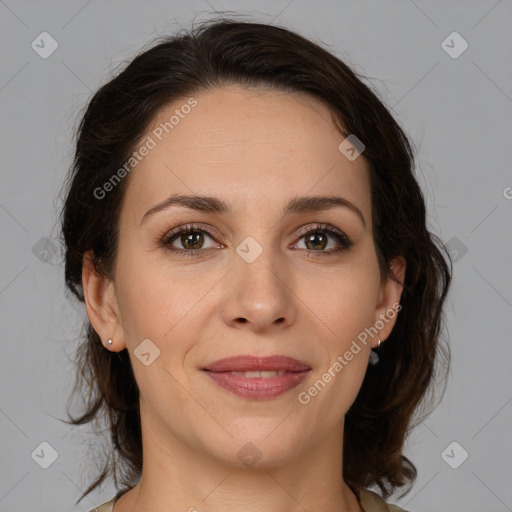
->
[87,496,116,512]
[359,489,411,512]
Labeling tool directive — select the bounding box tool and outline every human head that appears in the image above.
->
[59,18,451,503]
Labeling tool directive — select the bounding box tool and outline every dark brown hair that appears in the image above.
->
[59,17,452,504]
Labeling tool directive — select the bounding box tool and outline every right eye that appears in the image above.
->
[161,224,224,256]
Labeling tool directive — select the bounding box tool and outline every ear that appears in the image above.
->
[82,250,126,352]
[373,256,406,348]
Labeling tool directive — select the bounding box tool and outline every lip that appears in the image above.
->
[202,355,311,372]
[202,355,311,399]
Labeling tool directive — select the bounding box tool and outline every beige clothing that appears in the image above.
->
[89,489,410,512]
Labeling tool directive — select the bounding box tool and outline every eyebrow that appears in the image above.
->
[141,194,366,227]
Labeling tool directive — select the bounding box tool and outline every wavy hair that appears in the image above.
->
[58,17,452,504]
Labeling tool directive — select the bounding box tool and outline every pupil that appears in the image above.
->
[306,233,326,250]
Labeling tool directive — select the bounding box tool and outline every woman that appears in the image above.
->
[59,18,451,512]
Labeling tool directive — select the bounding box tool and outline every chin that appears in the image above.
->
[204,425,306,470]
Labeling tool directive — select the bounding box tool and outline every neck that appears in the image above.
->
[114,404,363,512]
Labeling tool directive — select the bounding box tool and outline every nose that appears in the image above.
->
[220,248,297,333]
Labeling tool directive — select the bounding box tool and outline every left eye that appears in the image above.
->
[293,227,351,252]
[296,230,342,251]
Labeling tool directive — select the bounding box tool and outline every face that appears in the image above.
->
[84,85,405,469]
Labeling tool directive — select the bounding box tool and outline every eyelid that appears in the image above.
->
[161,223,224,244]
[294,223,347,240]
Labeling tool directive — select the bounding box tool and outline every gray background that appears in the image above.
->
[1,1,511,511]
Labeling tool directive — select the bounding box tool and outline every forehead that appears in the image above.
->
[121,86,371,224]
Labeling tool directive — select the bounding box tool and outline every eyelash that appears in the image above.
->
[160,223,353,258]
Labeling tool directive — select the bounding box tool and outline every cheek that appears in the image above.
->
[303,255,381,406]
[115,248,218,352]
[114,255,201,402]
[114,264,167,337]
[303,269,378,423]
[326,281,378,338]
[307,262,381,341]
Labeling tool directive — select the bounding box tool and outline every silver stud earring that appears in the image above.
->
[369,335,381,365]
[107,338,113,346]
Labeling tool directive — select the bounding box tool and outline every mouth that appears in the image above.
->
[201,355,311,399]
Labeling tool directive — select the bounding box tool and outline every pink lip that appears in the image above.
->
[202,355,311,399]
[202,355,311,372]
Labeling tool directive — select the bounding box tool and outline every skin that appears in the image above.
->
[83,85,406,512]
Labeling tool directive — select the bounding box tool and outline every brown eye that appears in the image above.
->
[177,231,205,250]
[161,224,221,256]
[304,232,328,250]
[294,224,353,255]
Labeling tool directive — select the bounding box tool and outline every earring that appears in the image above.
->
[107,338,113,346]
[369,335,381,365]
